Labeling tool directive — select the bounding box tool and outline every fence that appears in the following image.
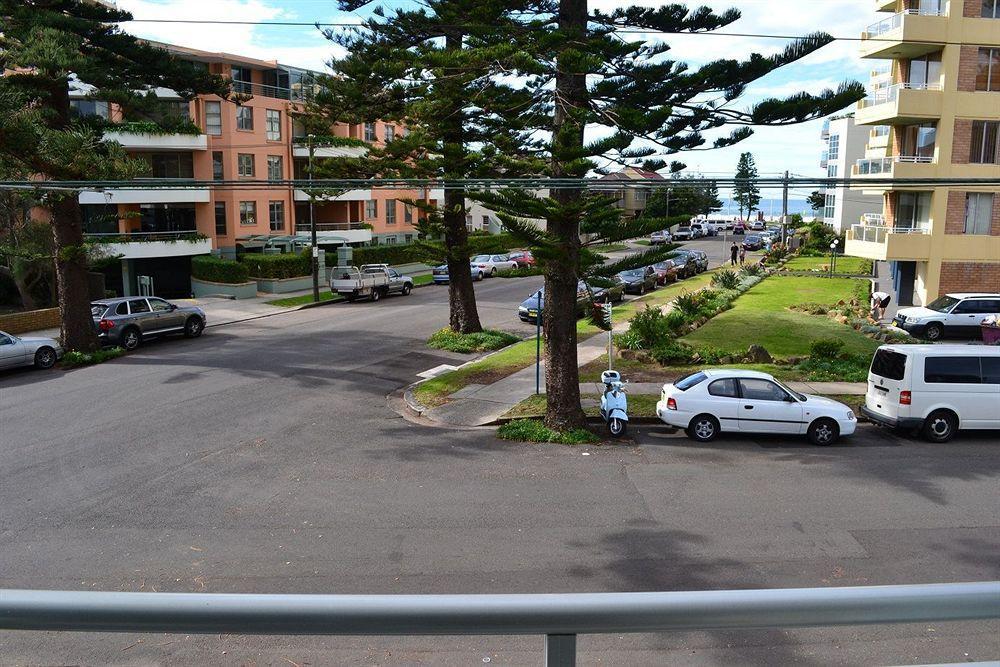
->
[1,583,998,666]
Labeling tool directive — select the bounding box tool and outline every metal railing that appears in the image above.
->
[231,80,317,102]
[854,155,933,175]
[850,223,931,243]
[861,213,886,225]
[83,231,206,243]
[860,82,942,108]
[295,221,369,232]
[864,7,946,38]
[1,583,997,666]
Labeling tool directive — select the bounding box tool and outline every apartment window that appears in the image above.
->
[466,214,474,231]
[384,125,395,142]
[404,234,413,243]
[239,201,256,226]
[827,164,838,178]
[827,135,840,160]
[205,101,222,135]
[984,0,1000,18]
[365,199,377,218]
[237,154,255,177]
[70,99,109,119]
[385,199,396,224]
[144,153,194,179]
[873,125,890,137]
[384,236,397,245]
[236,106,254,131]
[482,215,490,229]
[267,155,283,181]
[970,121,1000,163]
[268,201,285,232]
[231,66,252,93]
[212,152,224,181]
[902,123,936,159]
[896,192,932,228]
[965,193,994,235]
[403,205,413,224]
[976,48,1000,91]
[265,109,281,141]
[908,52,942,87]
[823,193,836,219]
[214,202,227,235]
[363,123,376,142]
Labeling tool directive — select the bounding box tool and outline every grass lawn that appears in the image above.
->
[591,243,628,253]
[783,255,872,275]
[412,274,434,286]
[578,355,803,383]
[414,338,540,408]
[502,393,662,419]
[683,275,876,358]
[267,274,433,307]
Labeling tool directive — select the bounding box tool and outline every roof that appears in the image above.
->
[598,167,667,182]
[700,369,775,380]
[945,293,1000,299]
[879,344,1000,356]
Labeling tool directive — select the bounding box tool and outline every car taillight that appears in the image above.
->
[477,264,487,268]
[98,319,114,331]
[667,397,677,410]
[899,391,911,405]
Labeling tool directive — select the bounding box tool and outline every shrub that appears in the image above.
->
[427,328,520,353]
[673,290,707,318]
[711,269,740,290]
[613,331,645,351]
[61,347,125,368]
[693,346,727,364]
[739,263,765,277]
[627,305,674,348]
[496,266,544,278]
[810,338,846,359]
[497,419,598,444]
[241,250,311,279]
[795,353,870,382]
[192,255,250,284]
[651,340,694,365]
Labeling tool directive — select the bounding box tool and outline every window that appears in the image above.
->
[738,379,790,402]
[265,109,281,141]
[212,152,224,181]
[267,155,283,181]
[115,302,129,316]
[144,153,194,179]
[977,48,1000,91]
[902,122,936,159]
[965,193,994,234]
[364,123,376,141]
[149,298,172,312]
[268,201,285,232]
[231,66,252,93]
[909,52,942,86]
[384,236,397,245]
[404,205,413,224]
[129,299,150,314]
[823,193,836,219]
[708,378,739,398]
[214,202,227,235]
[827,165,838,178]
[238,154,255,177]
[896,191,932,228]
[953,299,992,314]
[0,334,12,346]
[404,234,413,243]
[983,357,1000,384]
[482,215,490,229]
[365,199,377,218]
[239,201,256,226]
[827,134,840,160]
[970,121,999,164]
[873,125,890,137]
[205,101,222,135]
[984,0,1000,18]
[870,349,907,380]
[674,371,707,391]
[924,357,982,384]
[384,124,395,142]
[466,214,474,230]
[70,99,109,119]
[236,106,254,131]
[385,199,396,225]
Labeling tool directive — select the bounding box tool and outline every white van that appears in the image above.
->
[863,344,1000,442]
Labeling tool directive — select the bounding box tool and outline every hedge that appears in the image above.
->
[352,234,518,266]
[191,255,249,284]
[241,250,312,279]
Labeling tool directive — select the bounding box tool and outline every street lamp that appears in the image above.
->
[308,133,319,302]
[829,238,840,278]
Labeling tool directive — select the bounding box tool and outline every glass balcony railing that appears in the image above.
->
[850,223,930,243]
[859,82,941,108]
[231,79,318,102]
[854,155,933,175]
[863,8,946,38]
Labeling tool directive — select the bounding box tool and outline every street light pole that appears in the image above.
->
[308,134,319,302]
[535,289,543,396]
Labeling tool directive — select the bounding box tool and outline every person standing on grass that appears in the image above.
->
[739,243,747,266]
[730,241,739,266]
[871,290,891,321]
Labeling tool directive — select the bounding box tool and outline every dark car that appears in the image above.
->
[590,278,625,304]
[651,260,680,285]
[518,280,593,323]
[617,267,658,295]
[669,251,698,279]
[91,296,206,351]
[508,250,536,268]
[687,249,709,273]
[743,235,763,251]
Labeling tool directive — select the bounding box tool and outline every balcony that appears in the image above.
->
[855,83,942,125]
[294,222,372,244]
[103,130,207,152]
[852,155,935,187]
[231,79,317,102]
[293,188,371,203]
[820,151,829,169]
[860,10,947,60]
[846,223,931,261]
[83,231,212,260]
[875,0,898,11]
[861,213,885,225]
[292,144,368,159]
[79,181,211,205]
[820,120,830,140]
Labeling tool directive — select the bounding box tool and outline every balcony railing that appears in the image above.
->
[863,8,946,38]
[854,155,933,175]
[860,82,942,108]
[861,213,886,225]
[231,79,317,102]
[850,223,930,243]
[1,583,997,666]
[295,221,369,232]
[83,231,205,243]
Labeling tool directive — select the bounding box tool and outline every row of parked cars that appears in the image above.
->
[433,251,536,284]
[652,220,781,244]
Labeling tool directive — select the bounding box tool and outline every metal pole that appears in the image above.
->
[781,170,789,245]
[535,289,542,395]
[545,634,577,667]
[309,134,319,302]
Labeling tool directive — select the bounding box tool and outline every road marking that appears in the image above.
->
[418,364,460,379]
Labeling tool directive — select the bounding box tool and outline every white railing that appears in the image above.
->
[850,223,931,243]
[864,8,946,38]
[860,82,942,108]
[855,155,933,174]
[861,213,885,225]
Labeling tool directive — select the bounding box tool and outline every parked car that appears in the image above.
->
[669,251,698,279]
[690,222,716,237]
[732,222,746,235]
[656,369,857,445]
[862,344,1000,442]
[616,267,658,295]
[673,226,693,241]
[92,297,206,351]
[518,280,594,323]
[742,235,764,251]
[590,278,625,304]
[471,254,518,276]
[332,264,414,302]
[0,329,62,370]
[749,220,766,231]
[892,293,1000,341]
[720,220,734,230]
[651,259,680,285]
[649,230,672,245]
[686,249,709,273]
[508,250,536,268]
[432,263,486,284]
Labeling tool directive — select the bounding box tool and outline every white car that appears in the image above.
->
[749,220,766,231]
[673,226,693,241]
[656,369,857,445]
[0,329,63,370]
[470,254,518,277]
[649,230,672,245]
[892,293,1000,341]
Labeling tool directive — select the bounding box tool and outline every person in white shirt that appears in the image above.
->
[871,290,891,321]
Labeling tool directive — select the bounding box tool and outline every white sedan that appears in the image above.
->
[656,369,857,445]
[470,254,518,277]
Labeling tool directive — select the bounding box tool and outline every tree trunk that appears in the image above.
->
[0,265,37,311]
[51,195,99,352]
[543,0,589,431]
[443,186,483,334]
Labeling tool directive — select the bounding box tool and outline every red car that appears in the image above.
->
[733,222,747,235]
[508,250,535,268]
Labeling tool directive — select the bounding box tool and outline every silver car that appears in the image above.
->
[91,297,206,351]
[0,329,63,370]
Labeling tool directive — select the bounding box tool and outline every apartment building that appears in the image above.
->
[597,167,666,218]
[819,114,884,232]
[74,43,435,297]
[845,0,1000,306]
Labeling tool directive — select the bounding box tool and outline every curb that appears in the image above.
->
[494,414,665,426]
[402,386,429,417]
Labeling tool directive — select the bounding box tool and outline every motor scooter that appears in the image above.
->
[599,370,628,436]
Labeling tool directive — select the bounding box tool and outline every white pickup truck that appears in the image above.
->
[330,264,414,302]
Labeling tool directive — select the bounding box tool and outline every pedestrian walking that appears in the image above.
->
[871,290,891,321]
[730,241,739,266]
[739,243,747,266]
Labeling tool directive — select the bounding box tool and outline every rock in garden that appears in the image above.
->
[745,344,773,363]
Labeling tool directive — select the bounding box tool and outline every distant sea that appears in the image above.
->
[716,198,812,218]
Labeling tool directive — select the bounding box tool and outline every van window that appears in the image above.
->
[924,357,982,384]
[870,349,906,381]
[981,357,1000,384]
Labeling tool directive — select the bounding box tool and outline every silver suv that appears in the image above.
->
[91,297,206,350]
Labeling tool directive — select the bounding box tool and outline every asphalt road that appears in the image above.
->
[1,273,998,665]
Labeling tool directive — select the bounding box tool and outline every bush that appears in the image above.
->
[497,419,599,444]
[739,263,765,277]
[651,340,694,365]
[795,353,870,382]
[61,347,125,368]
[613,330,645,351]
[427,328,520,353]
[496,266,544,278]
[191,255,250,284]
[627,305,675,348]
[810,338,846,359]
[241,250,311,279]
[673,290,707,318]
[693,346,728,364]
[711,269,740,290]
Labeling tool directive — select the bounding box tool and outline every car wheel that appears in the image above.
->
[686,414,719,442]
[370,289,382,302]
[924,322,944,341]
[490,267,497,277]
[33,346,57,369]
[609,417,627,437]
[183,316,204,338]
[477,271,484,281]
[401,283,412,296]
[121,327,141,351]
[807,418,840,446]
[922,409,957,443]
[638,284,645,295]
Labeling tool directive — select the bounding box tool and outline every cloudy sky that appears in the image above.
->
[116,0,876,199]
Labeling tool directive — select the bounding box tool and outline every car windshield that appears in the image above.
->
[471,255,491,262]
[925,295,960,313]
[90,303,108,317]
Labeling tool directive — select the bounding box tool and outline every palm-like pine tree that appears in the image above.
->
[734,152,762,221]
